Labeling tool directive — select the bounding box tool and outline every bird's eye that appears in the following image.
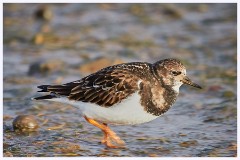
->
[172,71,181,76]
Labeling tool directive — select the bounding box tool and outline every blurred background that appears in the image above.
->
[3,3,237,157]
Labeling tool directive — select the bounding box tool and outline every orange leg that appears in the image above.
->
[100,123,108,144]
[84,116,125,148]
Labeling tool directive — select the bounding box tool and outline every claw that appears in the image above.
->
[107,131,125,146]
[84,116,126,148]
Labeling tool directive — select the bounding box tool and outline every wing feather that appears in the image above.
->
[68,69,140,107]
[38,67,141,107]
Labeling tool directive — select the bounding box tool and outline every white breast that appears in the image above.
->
[172,82,183,93]
[50,92,159,125]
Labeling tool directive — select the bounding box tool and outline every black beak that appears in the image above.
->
[181,76,202,89]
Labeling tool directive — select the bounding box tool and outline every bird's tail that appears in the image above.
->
[32,94,58,100]
[37,85,50,92]
[32,85,58,100]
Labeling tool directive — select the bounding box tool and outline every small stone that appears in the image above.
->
[222,91,235,98]
[32,32,61,45]
[13,115,39,132]
[52,141,81,154]
[227,142,237,151]
[28,59,65,75]
[34,5,53,21]
[179,140,198,147]
[33,33,44,45]
[4,151,13,157]
[148,153,158,157]
[178,133,187,136]
[162,4,183,19]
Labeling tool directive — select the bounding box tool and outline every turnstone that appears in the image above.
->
[33,58,202,148]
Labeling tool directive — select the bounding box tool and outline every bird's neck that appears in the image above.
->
[139,81,178,116]
[171,82,183,94]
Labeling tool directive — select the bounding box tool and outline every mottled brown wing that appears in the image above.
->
[68,69,140,107]
[44,68,140,107]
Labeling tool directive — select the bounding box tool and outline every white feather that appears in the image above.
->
[172,82,183,93]
[48,92,159,125]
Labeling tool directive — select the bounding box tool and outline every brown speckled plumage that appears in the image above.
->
[35,58,201,116]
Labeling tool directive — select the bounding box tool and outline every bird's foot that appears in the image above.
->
[101,130,125,148]
[83,116,125,148]
[101,137,125,148]
[108,132,125,146]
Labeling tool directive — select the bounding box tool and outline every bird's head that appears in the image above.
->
[153,58,202,92]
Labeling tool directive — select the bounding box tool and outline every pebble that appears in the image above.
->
[28,59,65,75]
[34,5,53,21]
[179,140,198,147]
[12,115,39,132]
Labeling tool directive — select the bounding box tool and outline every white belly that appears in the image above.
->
[49,92,159,125]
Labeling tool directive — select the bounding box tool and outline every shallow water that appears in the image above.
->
[3,3,237,157]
